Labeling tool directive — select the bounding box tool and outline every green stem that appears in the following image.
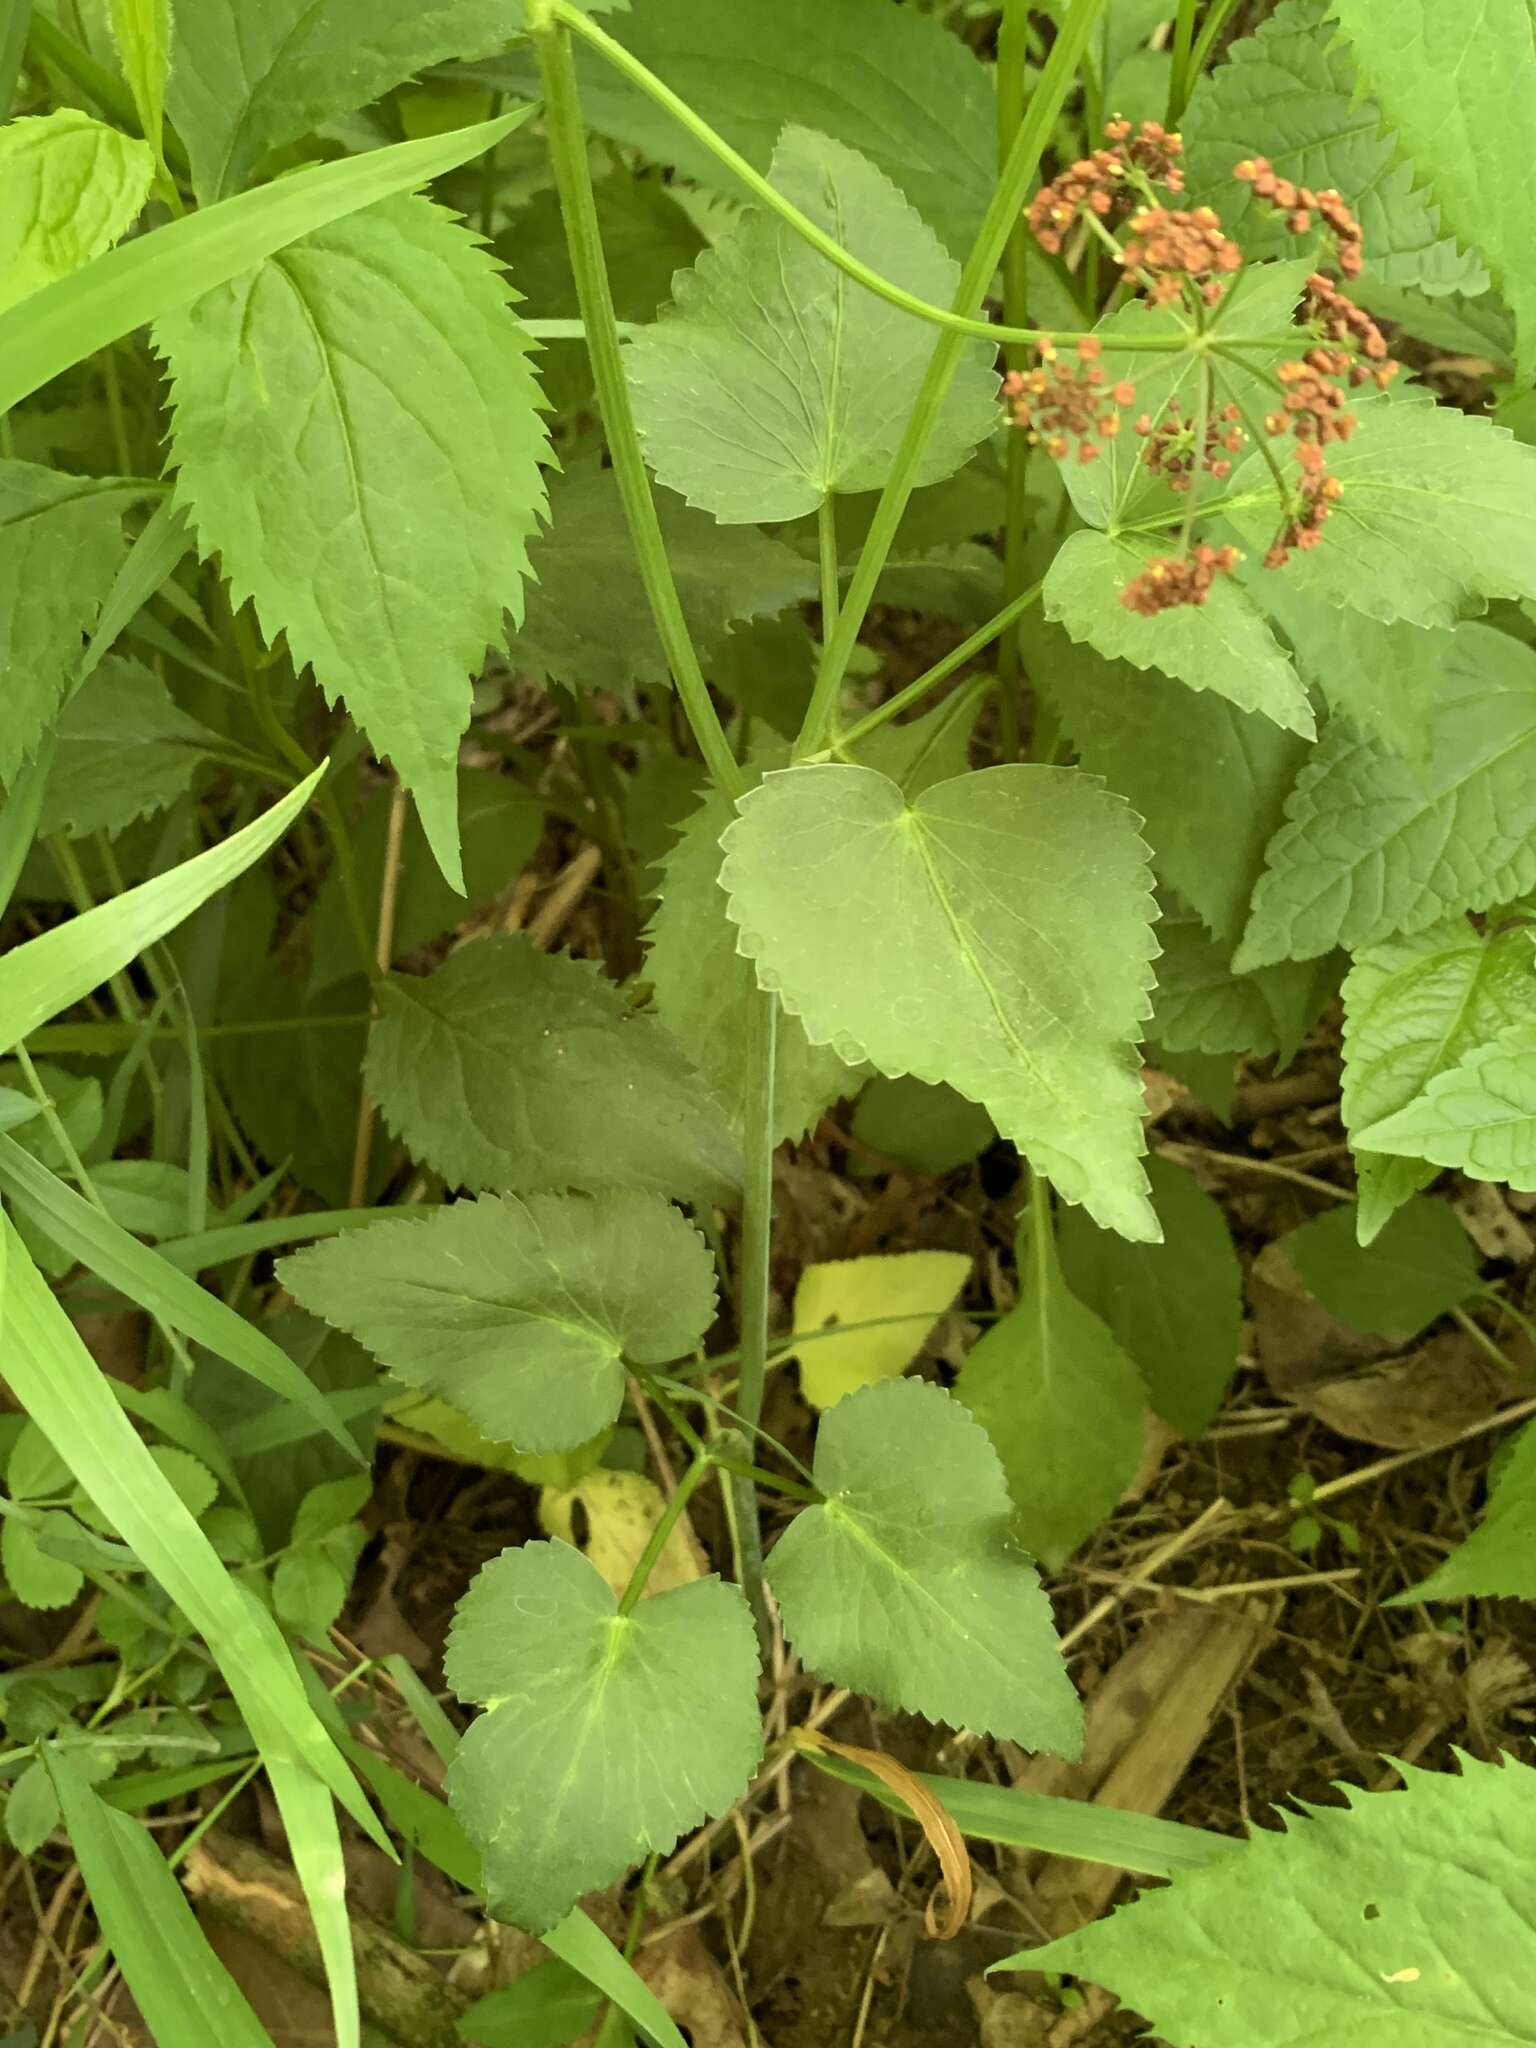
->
[731,978,778,1647]
[817,496,840,637]
[552,0,1179,358]
[994,0,1032,761]
[1167,0,1199,127]
[831,579,1045,755]
[1188,0,1245,99]
[617,1453,714,1616]
[530,11,744,800]
[795,0,1109,756]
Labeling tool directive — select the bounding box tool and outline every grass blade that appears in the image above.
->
[0,764,322,1053]
[0,107,534,415]
[79,495,197,686]
[47,1749,276,2048]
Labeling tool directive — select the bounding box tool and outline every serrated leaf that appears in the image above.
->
[281,1191,715,1452]
[765,1379,1082,1754]
[1237,626,1536,969]
[6,1759,60,1855]
[1,1516,82,1610]
[37,658,216,841]
[0,111,154,312]
[1331,0,1536,379]
[645,783,856,1145]
[309,769,544,995]
[1342,918,1536,1243]
[1044,530,1312,738]
[1182,0,1485,297]
[273,1544,352,1646]
[957,1205,1147,1564]
[720,764,1159,1241]
[366,937,742,1206]
[1057,1155,1242,1438]
[167,0,528,202]
[291,1475,372,1548]
[1281,1197,1478,1341]
[109,0,173,169]
[1227,385,1536,630]
[1255,576,1450,756]
[1151,906,1338,1065]
[7,1418,74,1501]
[576,0,994,259]
[1025,615,1308,945]
[0,463,128,782]
[157,192,548,887]
[444,1541,761,1932]
[1355,1018,1536,1190]
[509,460,813,692]
[628,126,996,522]
[789,1250,971,1410]
[1397,1417,1536,1601]
[1017,1754,1536,2046]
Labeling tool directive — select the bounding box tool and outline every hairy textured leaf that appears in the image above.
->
[1058,1156,1242,1438]
[790,1250,971,1410]
[1342,919,1536,1243]
[37,658,215,840]
[958,1206,1147,1564]
[628,127,996,522]
[767,1380,1081,1752]
[1044,530,1312,737]
[0,110,154,311]
[1026,617,1308,944]
[646,783,856,1145]
[1151,908,1336,1065]
[721,764,1159,1241]
[1355,1019,1536,1190]
[1237,627,1536,969]
[367,936,742,1206]
[1284,1197,1479,1341]
[158,193,547,887]
[1018,1754,1536,2046]
[509,461,813,692]
[281,1191,715,1451]
[1182,0,1485,296]
[0,463,128,782]
[1227,385,1536,630]
[576,0,994,258]
[1331,0,1536,379]
[445,1542,761,1932]
[1256,577,1450,756]
[1399,1417,1536,1602]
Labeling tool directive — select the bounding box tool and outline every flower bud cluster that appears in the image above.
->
[1002,335,1136,464]
[1121,543,1240,616]
[1135,398,1245,487]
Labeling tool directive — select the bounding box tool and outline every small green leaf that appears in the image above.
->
[6,1758,60,1854]
[1012,1754,1536,2046]
[37,657,216,841]
[367,937,742,1206]
[765,1378,1083,1755]
[1,1516,83,1610]
[1395,1418,1536,1601]
[957,1205,1147,1565]
[1341,918,1536,1242]
[7,1418,73,1500]
[1044,530,1312,738]
[444,1541,762,1933]
[458,1959,604,2048]
[1238,627,1536,968]
[628,125,996,522]
[158,193,548,886]
[291,1476,372,1548]
[0,111,154,312]
[281,1191,716,1451]
[1355,1018,1536,1189]
[273,1542,356,1646]
[1282,1198,1479,1341]
[1057,1156,1242,1438]
[721,764,1159,1240]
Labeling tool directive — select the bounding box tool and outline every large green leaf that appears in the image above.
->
[0,463,131,780]
[1281,1196,1479,1341]
[36,657,217,840]
[1255,577,1451,757]
[1396,1417,1536,1601]
[508,460,813,692]
[280,1190,715,1451]
[0,109,153,310]
[646,783,857,1144]
[765,1379,1082,1754]
[1044,530,1312,738]
[1057,1155,1242,1439]
[628,126,996,522]
[720,764,1159,1241]
[444,1541,761,1932]
[1237,628,1536,969]
[366,936,743,1205]
[158,193,547,888]
[1150,905,1336,1066]
[1330,0,1536,378]
[1342,918,1536,1243]
[1012,1755,1536,2046]
[1026,617,1308,945]
[957,1202,1147,1565]
[1182,0,1485,296]
[1355,1018,1536,1190]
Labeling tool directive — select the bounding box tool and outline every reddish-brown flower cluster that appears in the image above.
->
[1121,543,1239,616]
[1135,398,1245,488]
[1118,204,1242,306]
[1301,274,1396,386]
[1264,441,1344,567]
[1002,335,1136,464]
[1233,158,1363,276]
[1026,119,1184,255]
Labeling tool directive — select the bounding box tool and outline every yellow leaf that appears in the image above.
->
[792,1251,971,1409]
[539,1469,705,1599]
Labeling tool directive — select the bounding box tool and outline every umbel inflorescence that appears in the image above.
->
[1006,122,1399,611]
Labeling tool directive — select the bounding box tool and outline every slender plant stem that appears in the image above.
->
[831,579,1045,755]
[994,0,1033,760]
[817,496,840,636]
[529,11,744,801]
[732,978,778,1647]
[1167,0,1199,126]
[348,780,407,1208]
[795,0,1110,756]
[618,1453,714,1616]
[1188,0,1245,96]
